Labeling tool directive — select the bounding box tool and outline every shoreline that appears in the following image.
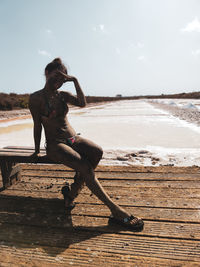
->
[0,109,31,122]
[0,114,32,123]
[0,101,114,123]
[149,100,200,126]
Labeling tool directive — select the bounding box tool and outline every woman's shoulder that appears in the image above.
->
[29,89,44,107]
[30,89,44,98]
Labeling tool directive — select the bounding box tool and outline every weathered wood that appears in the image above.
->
[3,146,45,150]
[0,224,200,262]
[2,181,200,209]
[1,147,200,266]
[19,163,200,173]
[0,146,52,190]
[4,182,200,199]
[0,190,199,223]
[19,175,200,188]
[0,210,199,240]
[1,244,199,267]
[0,159,20,189]
[20,169,200,181]
[0,154,51,163]
[0,159,8,188]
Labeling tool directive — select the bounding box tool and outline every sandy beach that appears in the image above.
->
[0,109,31,122]
[1,99,200,167]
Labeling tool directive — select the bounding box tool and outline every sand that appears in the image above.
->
[0,109,31,122]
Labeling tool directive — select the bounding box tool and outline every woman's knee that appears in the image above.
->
[96,146,103,161]
[91,146,103,168]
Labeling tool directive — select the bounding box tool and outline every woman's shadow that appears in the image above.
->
[0,194,140,257]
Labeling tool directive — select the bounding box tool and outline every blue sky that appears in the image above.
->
[0,0,200,96]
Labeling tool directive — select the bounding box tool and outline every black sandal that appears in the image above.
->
[108,215,144,231]
[61,183,76,211]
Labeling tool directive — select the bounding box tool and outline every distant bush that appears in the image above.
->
[0,93,29,110]
[18,95,29,108]
[0,90,200,110]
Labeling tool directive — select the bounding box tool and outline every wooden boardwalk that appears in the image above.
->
[0,164,200,266]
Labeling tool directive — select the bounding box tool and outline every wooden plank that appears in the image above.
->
[21,169,200,181]
[0,159,19,189]
[3,146,45,151]
[1,244,199,267]
[0,192,199,223]
[19,175,200,188]
[3,182,199,209]
[0,151,46,157]
[0,155,53,164]
[1,183,199,208]
[0,152,33,157]
[0,224,200,262]
[72,204,200,223]
[0,159,9,188]
[0,211,199,240]
[0,149,45,154]
[19,163,200,174]
[5,182,200,199]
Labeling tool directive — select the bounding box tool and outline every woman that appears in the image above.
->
[29,58,144,230]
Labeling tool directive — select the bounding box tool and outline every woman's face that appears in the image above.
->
[46,70,67,90]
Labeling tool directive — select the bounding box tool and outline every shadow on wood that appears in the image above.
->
[0,194,126,258]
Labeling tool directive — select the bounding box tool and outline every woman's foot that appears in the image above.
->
[109,208,144,231]
[61,183,76,211]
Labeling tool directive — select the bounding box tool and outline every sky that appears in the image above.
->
[0,0,200,97]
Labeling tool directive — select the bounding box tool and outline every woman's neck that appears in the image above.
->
[44,83,58,97]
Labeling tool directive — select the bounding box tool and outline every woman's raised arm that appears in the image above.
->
[59,72,87,107]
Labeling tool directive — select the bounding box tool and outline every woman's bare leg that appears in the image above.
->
[69,136,103,201]
[47,142,132,220]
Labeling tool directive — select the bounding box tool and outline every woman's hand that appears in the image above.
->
[64,74,76,82]
[58,70,86,107]
[57,70,76,83]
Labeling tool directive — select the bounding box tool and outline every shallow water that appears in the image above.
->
[1,100,200,152]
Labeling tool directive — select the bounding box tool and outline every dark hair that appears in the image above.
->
[45,58,68,75]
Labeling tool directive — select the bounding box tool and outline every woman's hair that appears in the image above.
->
[45,58,68,75]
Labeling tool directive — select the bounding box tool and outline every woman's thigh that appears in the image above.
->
[73,136,103,168]
[46,142,91,172]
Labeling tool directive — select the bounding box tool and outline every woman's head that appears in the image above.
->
[45,58,68,90]
[45,58,68,76]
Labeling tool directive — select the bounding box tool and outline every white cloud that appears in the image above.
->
[115,47,121,55]
[129,42,144,49]
[138,55,145,61]
[99,24,104,31]
[192,49,200,56]
[46,29,52,34]
[92,24,108,34]
[38,49,51,57]
[92,26,97,32]
[137,42,144,48]
[181,17,200,32]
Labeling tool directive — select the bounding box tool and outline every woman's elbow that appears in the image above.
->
[80,103,86,108]
[79,100,87,107]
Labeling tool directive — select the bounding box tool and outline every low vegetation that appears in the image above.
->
[0,93,138,110]
[0,93,29,110]
[0,91,200,110]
